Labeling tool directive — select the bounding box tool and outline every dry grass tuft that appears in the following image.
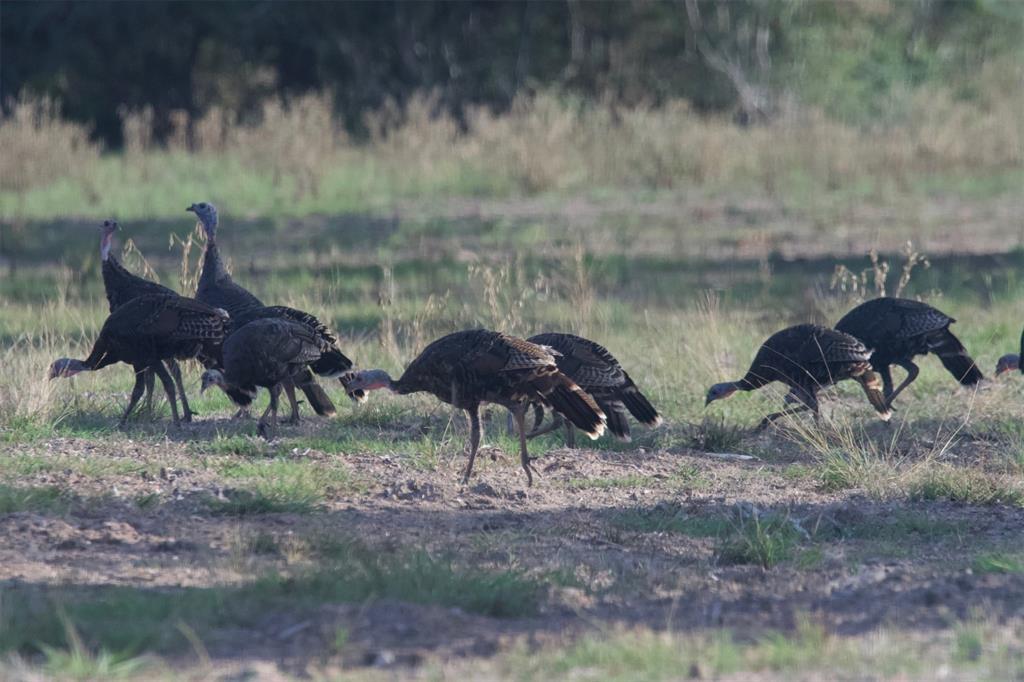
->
[0,94,100,193]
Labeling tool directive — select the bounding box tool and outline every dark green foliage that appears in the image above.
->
[3,1,1019,145]
[0,540,541,658]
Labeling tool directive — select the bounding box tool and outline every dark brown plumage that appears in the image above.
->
[526,332,661,445]
[995,327,1023,375]
[99,219,197,420]
[232,305,366,408]
[50,294,227,426]
[188,201,338,417]
[835,297,983,407]
[705,324,892,427]
[201,317,337,438]
[344,329,607,485]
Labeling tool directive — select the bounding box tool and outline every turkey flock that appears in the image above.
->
[50,202,1023,486]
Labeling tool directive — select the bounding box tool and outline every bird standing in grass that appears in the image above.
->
[200,317,335,440]
[342,329,607,486]
[524,332,661,446]
[995,327,1022,376]
[187,201,337,417]
[835,297,983,407]
[98,219,196,420]
[49,294,227,427]
[231,305,367,404]
[705,324,893,428]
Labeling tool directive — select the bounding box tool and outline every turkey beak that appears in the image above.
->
[186,205,196,213]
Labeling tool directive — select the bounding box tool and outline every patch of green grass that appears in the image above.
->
[611,504,732,537]
[953,625,984,664]
[133,493,160,511]
[197,435,270,458]
[498,619,939,680]
[908,467,1024,507]
[688,415,746,453]
[972,553,1024,575]
[715,508,800,570]
[817,446,892,493]
[0,484,69,515]
[206,488,320,516]
[39,617,153,680]
[831,510,965,542]
[205,457,362,515]
[1,541,540,658]
[0,452,154,480]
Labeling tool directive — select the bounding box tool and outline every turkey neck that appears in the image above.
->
[735,374,768,391]
[78,338,117,372]
[199,241,231,285]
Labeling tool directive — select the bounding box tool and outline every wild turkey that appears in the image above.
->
[835,297,983,407]
[705,324,893,427]
[524,332,661,446]
[49,294,227,426]
[200,317,334,439]
[231,305,366,404]
[343,329,607,485]
[188,202,264,321]
[187,201,336,417]
[99,219,196,421]
[995,326,1023,375]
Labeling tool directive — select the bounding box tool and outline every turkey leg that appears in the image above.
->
[257,384,281,440]
[167,359,196,422]
[759,387,818,429]
[143,369,156,416]
[281,378,301,425]
[118,369,148,428]
[461,405,481,485]
[153,362,181,424]
[885,360,919,408]
[512,405,539,487]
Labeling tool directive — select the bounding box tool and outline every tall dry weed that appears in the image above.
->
[0,94,100,193]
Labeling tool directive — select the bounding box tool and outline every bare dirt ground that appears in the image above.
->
[3,410,1022,679]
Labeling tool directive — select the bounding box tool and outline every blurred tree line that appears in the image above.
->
[2,0,1020,148]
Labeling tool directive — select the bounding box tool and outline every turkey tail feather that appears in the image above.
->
[295,368,336,416]
[618,384,662,426]
[339,373,367,404]
[932,330,983,385]
[857,371,893,421]
[310,347,353,378]
[598,400,631,441]
[544,378,606,439]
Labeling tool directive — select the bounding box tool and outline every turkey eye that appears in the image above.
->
[200,203,207,209]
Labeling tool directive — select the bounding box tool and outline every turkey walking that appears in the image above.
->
[995,326,1023,375]
[49,294,227,426]
[525,332,661,446]
[187,201,336,417]
[343,329,607,485]
[232,305,366,404]
[200,317,334,439]
[99,219,196,420]
[705,324,893,427]
[835,297,983,407]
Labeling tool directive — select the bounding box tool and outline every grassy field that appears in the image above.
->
[2,97,1024,679]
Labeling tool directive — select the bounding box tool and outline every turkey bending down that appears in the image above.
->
[187,201,337,417]
[231,305,366,403]
[835,297,983,407]
[524,332,661,446]
[200,317,336,439]
[995,326,1023,375]
[99,219,196,420]
[705,324,893,428]
[49,293,227,426]
[343,329,607,486]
